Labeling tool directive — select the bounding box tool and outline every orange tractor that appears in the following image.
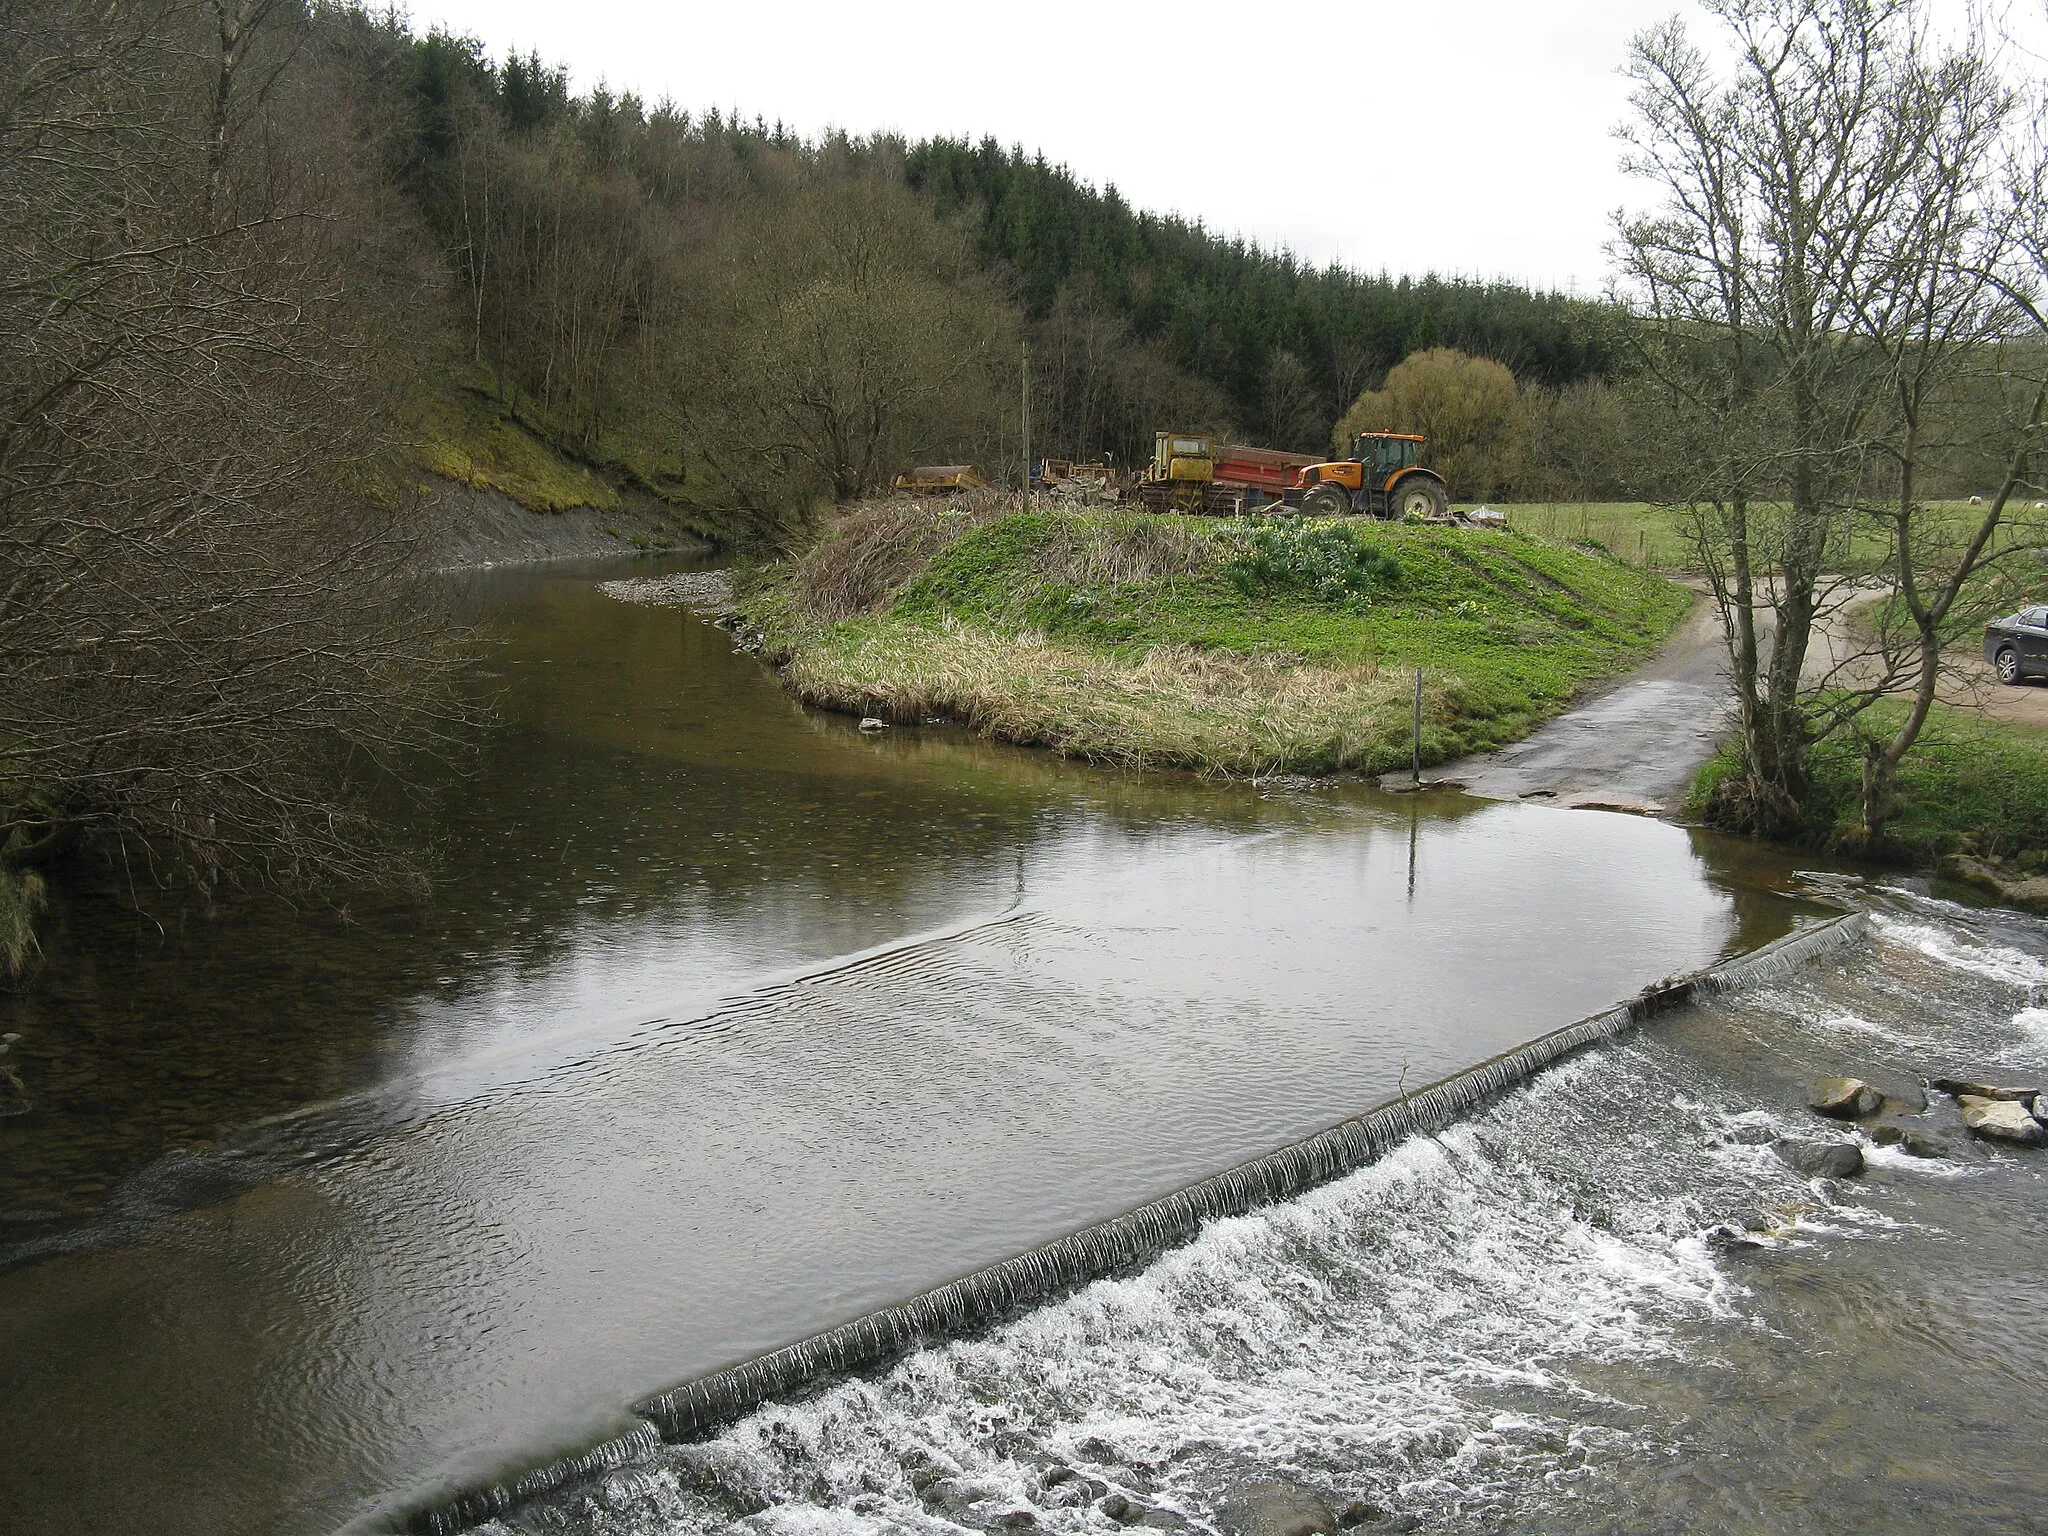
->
[1294,432,1449,519]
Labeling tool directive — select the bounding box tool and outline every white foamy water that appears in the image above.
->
[2010,1006,2048,1047]
[487,1050,1880,1536]
[1870,914,2048,993]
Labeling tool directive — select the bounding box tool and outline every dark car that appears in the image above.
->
[1984,605,2048,684]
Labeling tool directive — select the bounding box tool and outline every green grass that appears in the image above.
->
[1474,499,2048,579]
[1471,503,1690,568]
[744,503,1694,776]
[1692,699,2048,867]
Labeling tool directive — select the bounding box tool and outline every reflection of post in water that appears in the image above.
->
[1407,797,1419,901]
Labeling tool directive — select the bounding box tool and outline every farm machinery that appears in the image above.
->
[1127,429,1450,518]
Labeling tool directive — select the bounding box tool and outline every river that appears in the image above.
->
[1,558,2040,1536]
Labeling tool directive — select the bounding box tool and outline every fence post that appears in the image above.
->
[1412,666,1423,788]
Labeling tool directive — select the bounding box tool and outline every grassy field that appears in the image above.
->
[1470,499,2048,578]
[1472,503,1691,568]
[740,498,1694,776]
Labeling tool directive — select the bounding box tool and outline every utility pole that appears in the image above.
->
[1020,342,1032,511]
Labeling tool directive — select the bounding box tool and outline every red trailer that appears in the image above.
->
[1210,444,1320,512]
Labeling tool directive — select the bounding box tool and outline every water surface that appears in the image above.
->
[0,559,1838,1535]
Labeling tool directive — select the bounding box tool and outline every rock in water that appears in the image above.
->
[1958,1096,2045,1146]
[1810,1077,1884,1119]
[1868,1122,1958,1160]
[1215,1480,1338,1536]
[1932,1077,2039,1103]
[1774,1138,1865,1178]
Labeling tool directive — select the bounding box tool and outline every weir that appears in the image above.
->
[399,910,1871,1536]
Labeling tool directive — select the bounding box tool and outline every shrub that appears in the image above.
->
[1221,522,1403,611]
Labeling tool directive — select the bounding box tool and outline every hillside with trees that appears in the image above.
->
[321,10,1633,513]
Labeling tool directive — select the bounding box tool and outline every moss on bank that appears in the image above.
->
[413,380,623,514]
[739,500,1693,776]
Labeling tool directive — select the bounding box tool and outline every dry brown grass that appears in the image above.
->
[780,620,1415,775]
[1031,512,1214,588]
[788,497,1219,623]
[791,492,1013,622]
[0,867,45,978]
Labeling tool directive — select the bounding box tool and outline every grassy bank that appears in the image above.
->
[1693,700,2048,873]
[740,498,1693,776]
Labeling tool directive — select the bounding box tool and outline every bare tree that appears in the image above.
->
[0,0,474,966]
[680,173,1015,524]
[1259,349,1323,452]
[1818,31,2046,841]
[1613,0,2030,838]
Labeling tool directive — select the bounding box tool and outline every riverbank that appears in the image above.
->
[419,478,708,570]
[1689,699,2048,904]
[736,497,1693,777]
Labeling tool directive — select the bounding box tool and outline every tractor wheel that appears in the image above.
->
[1301,482,1351,518]
[1996,645,2022,685]
[1393,477,1449,521]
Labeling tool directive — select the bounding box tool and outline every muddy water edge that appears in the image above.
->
[0,556,2036,1536]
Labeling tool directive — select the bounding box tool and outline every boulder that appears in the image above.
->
[1774,1138,1865,1178]
[1214,1480,1338,1536]
[1137,1510,1191,1531]
[1958,1096,2045,1146]
[1097,1494,1144,1526]
[1932,1077,2039,1103]
[1707,1224,1766,1253]
[1879,1081,1928,1116]
[1334,1501,1386,1528]
[1866,1121,1959,1159]
[1811,1078,1885,1119]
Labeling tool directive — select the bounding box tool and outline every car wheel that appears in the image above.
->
[1996,646,2021,685]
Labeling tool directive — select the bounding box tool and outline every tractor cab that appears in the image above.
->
[1351,433,1422,478]
[1152,431,1215,485]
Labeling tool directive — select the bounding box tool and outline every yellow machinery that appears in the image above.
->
[1132,431,1225,513]
[1295,433,1449,519]
[892,465,985,495]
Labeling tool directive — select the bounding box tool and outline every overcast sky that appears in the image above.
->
[403,0,2039,294]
